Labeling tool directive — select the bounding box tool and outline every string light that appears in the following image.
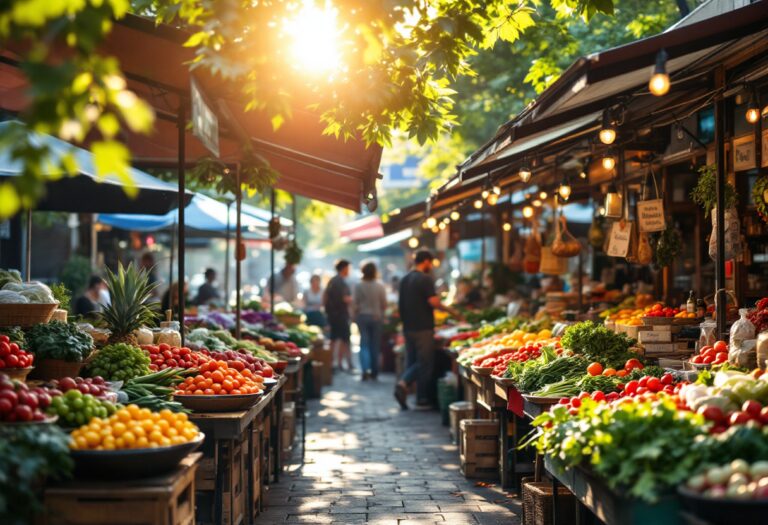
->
[450,210,460,221]
[492,185,501,195]
[532,199,543,207]
[602,153,616,171]
[425,217,437,229]
[444,217,451,225]
[408,237,419,248]
[473,199,483,209]
[481,189,490,199]
[438,222,446,230]
[431,225,440,234]
[421,220,429,229]
[522,206,534,219]
[746,89,760,124]
[502,222,512,232]
[519,165,532,183]
[539,191,547,200]
[649,49,670,96]
[487,193,499,206]
[558,176,572,201]
[599,110,616,145]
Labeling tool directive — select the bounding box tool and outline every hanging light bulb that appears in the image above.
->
[408,237,419,249]
[746,89,760,124]
[604,181,622,218]
[532,199,543,207]
[492,185,501,195]
[444,217,451,225]
[522,205,534,219]
[539,191,547,200]
[598,206,606,217]
[421,220,429,229]
[425,217,437,229]
[481,189,490,199]
[602,153,616,171]
[649,49,670,96]
[487,193,499,206]
[558,176,572,201]
[502,222,512,232]
[473,199,483,209]
[438,222,446,231]
[519,165,532,183]
[431,225,440,234]
[599,110,616,145]
[450,210,460,221]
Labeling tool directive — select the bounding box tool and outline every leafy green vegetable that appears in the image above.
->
[464,307,506,325]
[50,283,71,312]
[509,346,588,393]
[0,425,72,523]
[577,374,621,393]
[0,327,25,347]
[85,343,151,382]
[26,321,93,362]
[560,321,638,368]
[0,268,22,289]
[627,365,665,380]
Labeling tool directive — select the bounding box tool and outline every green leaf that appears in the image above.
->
[92,140,136,197]
[0,183,21,218]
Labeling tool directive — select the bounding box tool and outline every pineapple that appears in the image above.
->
[101,262,160,345]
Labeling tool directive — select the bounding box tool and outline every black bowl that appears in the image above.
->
[261,377,278,391]
[174,392,263,412]
[678,485,768,525]
[70,433,204,479]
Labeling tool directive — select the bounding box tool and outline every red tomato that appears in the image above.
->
[660,373,674,385]
[646,377,662,393]
[624,358,643,372]
[713,340,728,353]
[624,380,639,395]
[587,362,604,376]
[702,355,715,364]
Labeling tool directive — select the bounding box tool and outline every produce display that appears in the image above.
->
[559,321,639,368]
[84,343,151,381]
[0,270,55,303]
[45,376,115,401]
[0,334,34,369]
[0,373,52,422]
[46,389,117,428]
[690,340,729,366]
[121,368,193,413]
[747,297,768,333]
[686,460,768,500]
[26,321,93,362]
[174,360,264,396]
[69,405,200,450]
[142,343,211,371]
[200,348,275,377]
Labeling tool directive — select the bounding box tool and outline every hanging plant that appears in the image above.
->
[653,224,682,269]
[284,240,303,265]
[690,164,737,217]
[752,175,768,224]
[190,145,280,196]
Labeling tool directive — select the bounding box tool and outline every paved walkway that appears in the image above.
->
[261,372,522,524]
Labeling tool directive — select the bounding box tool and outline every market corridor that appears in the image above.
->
[261,372,521,525]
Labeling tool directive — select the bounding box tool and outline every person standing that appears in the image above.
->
[271,264,300,305]
[354,262,387,381]
[324,259,353,371]
[303,274,326,328]
[73,275,106,318]
[395,250,460,410]
[194,268,221,306]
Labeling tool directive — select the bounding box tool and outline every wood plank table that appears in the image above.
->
[190,375,286,525]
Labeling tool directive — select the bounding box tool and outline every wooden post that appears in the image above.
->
[714,66,727,338]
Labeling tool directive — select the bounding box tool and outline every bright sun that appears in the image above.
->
[284,1,343,75]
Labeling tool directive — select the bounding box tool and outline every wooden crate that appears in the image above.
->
[460,461,498,480]
[311,344,333,386]
[282,401,296,451]
[449,401,475,444]
[460,419,499,457]
[41,453,199,525]
[196,437,245,525]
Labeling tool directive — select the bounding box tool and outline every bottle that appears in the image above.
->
[686,291,696,314]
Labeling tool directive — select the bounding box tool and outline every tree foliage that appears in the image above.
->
[0,0,620,218]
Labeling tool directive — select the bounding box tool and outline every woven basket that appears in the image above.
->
[0,303,58,327]
[522,480,577,525]
[2,367,34,382]
[29,359,84,381]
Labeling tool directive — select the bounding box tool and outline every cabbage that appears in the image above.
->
[3,282,24,293]
[0,290,28,304]
[0,269,22,288]
[18,282,55,303]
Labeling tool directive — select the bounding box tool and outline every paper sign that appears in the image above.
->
[191,78,220,158]
[637,199,666,232]
[607,220,632,257]
[733,135,755,172]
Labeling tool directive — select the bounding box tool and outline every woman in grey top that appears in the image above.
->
[354,261,388,381]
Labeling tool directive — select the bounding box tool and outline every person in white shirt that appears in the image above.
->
[353,262,387,381]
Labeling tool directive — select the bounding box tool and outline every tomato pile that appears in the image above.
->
[199,348,274,377]
[690,340,729,366]
[644,303,681,318]
[558,372,684,414]
[586,357,644,378]
[0,374,52,422]
[142,344,211,371]
[697,399,768,434]
[175,360,264,396]
[0,335,34,368]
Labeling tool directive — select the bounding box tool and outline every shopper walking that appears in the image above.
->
[395,250,460,410]
[324,259,353,371]
[353,262,387,381]
[194,268,221,306]
[303,274,326,328]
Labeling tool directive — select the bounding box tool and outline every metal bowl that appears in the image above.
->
[173,392,263,412]
[70,433,204,479]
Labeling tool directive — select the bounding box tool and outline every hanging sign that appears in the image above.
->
[733,135,755,172]
[762,130,768,168]
[607,220,633,257]
[637,200,665,232]
[191,78,220,157]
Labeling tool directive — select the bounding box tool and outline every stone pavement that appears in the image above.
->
[260,371,522,524]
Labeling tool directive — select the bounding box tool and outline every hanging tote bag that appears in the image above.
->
[523,224,542,273]
[636,231,653,265]
[708,207,742,261]
[551,215,581,258]
[637,167,666,233]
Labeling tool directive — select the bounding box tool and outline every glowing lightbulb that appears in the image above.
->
[425,217,437,229]
[450,211,460,221]
[408,237,419,249]
[558,184,572,201]
[522,206,534,219]
[519,167,532,183]
[649,49,670,96]
[473,199,483,209]
[533,199,543,207]
[602,155,616,171]
[539,191,547,200]
[502,222,512,232]
[487,193,499,206]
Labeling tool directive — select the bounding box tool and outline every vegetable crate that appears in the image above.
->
[196,436,245,525]
[522,479,576,525]
[39,453,199,525]
[459,419,499,480]
[449,401,475,444]
[248,414,263,519]
[477,374,506,410]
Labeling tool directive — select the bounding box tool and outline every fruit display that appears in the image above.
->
[46,389,117,428]
[255,337,301,359]
[174,360,264,396]
[0,335,34,369]
[69,405,200,450]
[685,460,768,500]
[690,340,729,366]
[26,321,93,362]
[100,262,159,345]
[45,376,116,401]
[85,343,151,381]
[0,373,53,422]
[644,303,683,318]
[0,270,55,303]
[200,348,274,377]
[747,297,768,333]
[142,343,211,371]
[121,368,193,413]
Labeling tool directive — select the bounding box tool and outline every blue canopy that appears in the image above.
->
[0,120,190,214]
[98,193,272,237]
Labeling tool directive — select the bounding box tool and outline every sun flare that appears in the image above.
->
[284,1,343,75]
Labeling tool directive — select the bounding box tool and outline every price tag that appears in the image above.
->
[607,220,632,257]
[637,199,666,232]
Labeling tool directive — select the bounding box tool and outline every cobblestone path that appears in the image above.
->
[261,372,522,524]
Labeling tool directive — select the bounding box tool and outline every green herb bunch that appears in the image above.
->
[26,321,93,362]
[752,175,768,224]
[653,225,682,269]
[690,164,737,217]
[559,321,637,369]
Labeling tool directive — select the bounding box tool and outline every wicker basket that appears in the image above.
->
[522,480,577,525]
[29,359,84,381]
[2,367,34,382]
[0,303,58,327]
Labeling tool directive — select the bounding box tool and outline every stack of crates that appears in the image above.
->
[459,419,499,480]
